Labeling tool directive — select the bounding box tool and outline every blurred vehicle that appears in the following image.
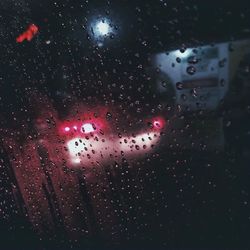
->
[36,102,166,168]
[0,1,250,250]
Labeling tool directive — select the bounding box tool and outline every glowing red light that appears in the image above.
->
[152,117,165,129]
[153,121,161,128]
[16,24,39,43]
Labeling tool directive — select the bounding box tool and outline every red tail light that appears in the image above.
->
[152,117,165,130]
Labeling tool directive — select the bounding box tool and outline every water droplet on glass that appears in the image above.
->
[147,122,153,128]
[186,66,196,75]
[191,88,198,98]
[219,59,226,68]
[180,45,186,53]
[161,81,168,88]
[176,57,181,63]
[188,56,199,64]
[106,112,112,120]
[176,82,183,90]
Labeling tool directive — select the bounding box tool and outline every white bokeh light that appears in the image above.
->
[96,21,110,36]
[67,132,161,165]
[82,123,95,133]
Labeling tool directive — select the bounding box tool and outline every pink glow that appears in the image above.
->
[64,127,70,132]
[152,117,165,130]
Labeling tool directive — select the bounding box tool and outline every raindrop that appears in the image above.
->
[161,81,168,88]
[147,122,153,128]
[191,88,198,98]
[106,112,112,120]
[188,56,199,64]
[219,59,226,68]
[180,44,186,53]
[192,49,198,54]
[176,57,181,63]
[176,82,183,90]
[186,66,196,75]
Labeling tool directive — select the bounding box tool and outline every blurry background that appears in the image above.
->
[0,0,250,249]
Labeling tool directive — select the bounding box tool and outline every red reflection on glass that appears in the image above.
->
[16,24,39,43]
[59,120,102,136]
[152,117,165,129]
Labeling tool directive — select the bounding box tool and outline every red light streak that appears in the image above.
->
[16,24,39,43]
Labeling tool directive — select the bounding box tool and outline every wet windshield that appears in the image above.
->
[0,1,250,249]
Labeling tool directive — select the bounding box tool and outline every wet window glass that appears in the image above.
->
[0,1,250,249]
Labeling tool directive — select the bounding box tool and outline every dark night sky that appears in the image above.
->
[0,0,249,119]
